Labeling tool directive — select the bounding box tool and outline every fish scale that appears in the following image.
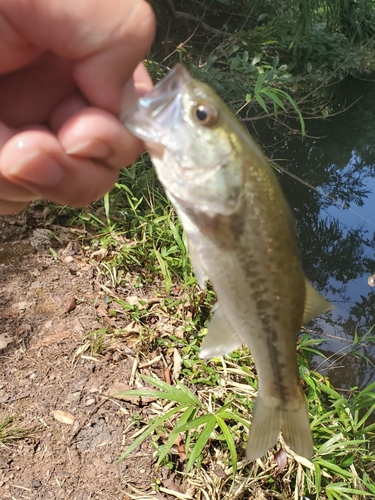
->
[124,64,333,461]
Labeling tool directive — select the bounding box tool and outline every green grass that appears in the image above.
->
[0,415,33,446]
[111,338,375,499]
[40,157,375,499]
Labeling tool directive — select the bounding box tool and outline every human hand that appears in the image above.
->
[0,0,155,214]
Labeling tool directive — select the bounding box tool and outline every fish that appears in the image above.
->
[123,64,333,461]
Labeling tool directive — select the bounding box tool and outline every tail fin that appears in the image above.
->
[281,396,314,459]
[246,394,313,461]
[246,396,280,461]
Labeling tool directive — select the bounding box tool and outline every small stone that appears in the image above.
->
[90,458,106,472]
[84,398,96,406]
[16,301,28,311]
[66,392,81,402]
[30,281,42,289]
[32,479,42,488]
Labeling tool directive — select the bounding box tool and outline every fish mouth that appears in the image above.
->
[122,64,190,142]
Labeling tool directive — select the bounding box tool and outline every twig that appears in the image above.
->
[162,0,224,36]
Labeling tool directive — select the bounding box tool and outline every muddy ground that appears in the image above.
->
[0,207,187,500]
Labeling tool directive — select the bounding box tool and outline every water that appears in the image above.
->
[269,78,375,389]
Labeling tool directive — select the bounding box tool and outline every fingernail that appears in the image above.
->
[9,151,64,186]
[66,140,112,158]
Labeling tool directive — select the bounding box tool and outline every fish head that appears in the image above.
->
[123,64,244,215]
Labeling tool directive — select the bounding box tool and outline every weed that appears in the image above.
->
[116,373,247,480]
[113,339,375,498]
[83,328,109,355]
[0,415,33,446]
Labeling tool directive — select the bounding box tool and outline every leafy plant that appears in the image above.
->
[116,374,248,479]
[113,344,375,498]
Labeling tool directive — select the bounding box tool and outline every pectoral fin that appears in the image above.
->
[199,304,242,359]
[302,279,333,325]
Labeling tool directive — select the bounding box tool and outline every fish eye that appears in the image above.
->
[192,103,219,127]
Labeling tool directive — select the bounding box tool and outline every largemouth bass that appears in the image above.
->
[123,65,332,460]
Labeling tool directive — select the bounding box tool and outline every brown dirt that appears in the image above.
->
[0,208,181,500]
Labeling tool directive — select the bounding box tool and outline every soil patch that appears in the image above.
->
[0,210,177,500]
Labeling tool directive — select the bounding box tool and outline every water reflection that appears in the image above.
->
[269,78,375,389]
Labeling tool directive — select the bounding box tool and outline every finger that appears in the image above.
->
[0,170,40,202]
[0,199,28,215]
[1,0,156,112]
[56,108,143,169]
[0,8,42,73]
[0,121,16,147]
[0,53,76,128]
[133,63,154,97]
[0,123,42,203]
[0,129,121,207]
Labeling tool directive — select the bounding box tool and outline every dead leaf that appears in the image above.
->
[31,331,70,350]
[91,248,108,261]
[53,410,75,425]
[139,355,162,368]
[164,367,171,385]
[96,304,108,317]
[274,448,288,472]
[173,348,182,381]
[125,334,140,349]
[183,483,196,498]
[213,464,226,478]
[162,478,182,493]
[66,297,76,313]
[126,295,149,310]
[174,328,185,339]
[124,321,140,334]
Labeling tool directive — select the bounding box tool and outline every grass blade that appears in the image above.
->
[186,416,217,473]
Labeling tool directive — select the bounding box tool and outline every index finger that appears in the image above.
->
[0,0,156,112]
